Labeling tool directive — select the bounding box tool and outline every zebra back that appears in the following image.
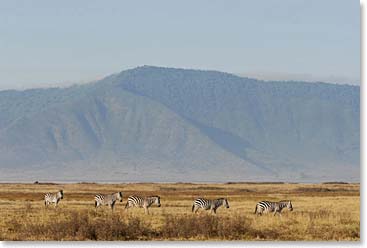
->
[193,197,229,211]
[44,190,64,205]
[255,200,293,214]
[127,195,144,207]
[127,195,161,208]
[95,192,123,206]
[193,198,212,210]
[255,200,275,213]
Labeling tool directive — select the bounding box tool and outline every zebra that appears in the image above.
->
[94,192,123,211]
[44,190,64,208]
[125,195,161,214]
[192,197,229,214]
[254,200,293,216]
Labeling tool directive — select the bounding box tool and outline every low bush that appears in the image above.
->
[6,210,156,241]
[161,214,253,240]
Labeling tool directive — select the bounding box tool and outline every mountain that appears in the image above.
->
[0,66,360,182]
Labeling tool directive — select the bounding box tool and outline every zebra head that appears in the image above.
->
[117,192,123,202]
[224,198,230,208]
[154,196,161,207]
[287,200,293,211]
[58,190,64,199]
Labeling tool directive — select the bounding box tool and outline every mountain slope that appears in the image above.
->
[114,66,359,177]
[0,82,264,182]
[0,66,360,182]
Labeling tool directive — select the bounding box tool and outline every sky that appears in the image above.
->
[0,0,360,89]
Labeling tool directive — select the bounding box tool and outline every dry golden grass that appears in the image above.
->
[0,182,360,241]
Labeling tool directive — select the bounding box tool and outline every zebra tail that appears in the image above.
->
[94,200,97,208]
[192,204,195,212]
[125,201,129,209]
[254,205,257,214]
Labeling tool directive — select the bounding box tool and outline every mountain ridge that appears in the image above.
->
[0,66,360,182]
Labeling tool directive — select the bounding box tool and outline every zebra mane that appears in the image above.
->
[148,195,160,199]
[146,195,161,201]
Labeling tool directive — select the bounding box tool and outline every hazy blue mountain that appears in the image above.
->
[0,66,359,182]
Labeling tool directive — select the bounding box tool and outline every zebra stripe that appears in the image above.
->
[44,190,64,208]
[192,197,229,214]
[125,195,161,214]
[94,192,123,210]
[254,200,293,216]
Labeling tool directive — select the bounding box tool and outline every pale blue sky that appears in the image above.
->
[0,0,360,89]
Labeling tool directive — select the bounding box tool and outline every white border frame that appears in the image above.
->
[0,1,364,247]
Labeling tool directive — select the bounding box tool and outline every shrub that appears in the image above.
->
[161,214,253,240]
[6,210,156,241]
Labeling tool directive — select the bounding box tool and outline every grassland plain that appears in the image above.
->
[0,182,360,241]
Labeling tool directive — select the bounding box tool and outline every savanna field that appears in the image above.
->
[0,182,360,241]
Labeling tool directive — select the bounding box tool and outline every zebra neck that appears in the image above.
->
[112,193,119,200]
[279,202,287,209]
[216,199,223,207]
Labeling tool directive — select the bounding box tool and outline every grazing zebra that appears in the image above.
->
[44,190,64,208]
[192,198,229,214]
[125,195,161,214]
[94,192,123,211]
[254,200,293,216]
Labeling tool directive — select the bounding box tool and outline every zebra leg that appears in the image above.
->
[255,205,261,215]
[111,202,116,211]
[144,207,149,215]
[277,210,282,217]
